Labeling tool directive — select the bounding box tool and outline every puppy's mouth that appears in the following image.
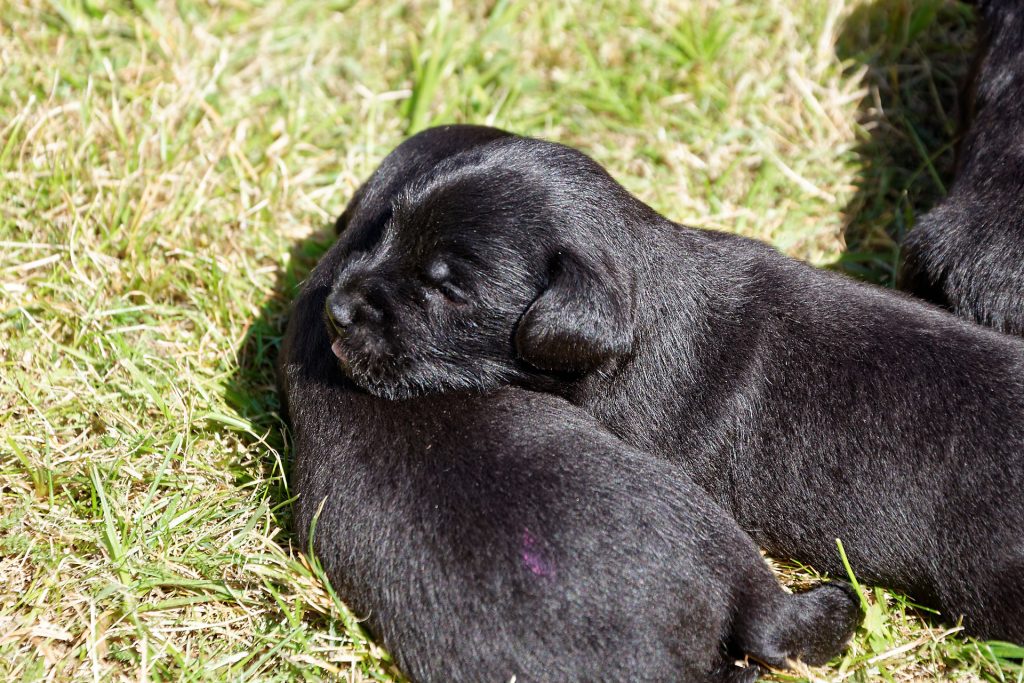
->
[330,337,348,363]
[323,308,357,373]
[323,308,404,393]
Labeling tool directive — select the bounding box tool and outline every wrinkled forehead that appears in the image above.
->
[336,148,473,256]
[381,165,552,263]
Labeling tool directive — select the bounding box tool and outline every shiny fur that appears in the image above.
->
[327,125,1024,643]
[278,200,862,681]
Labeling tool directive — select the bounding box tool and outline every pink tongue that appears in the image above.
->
[331,338,346,361]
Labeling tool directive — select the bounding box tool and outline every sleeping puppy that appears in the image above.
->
[326,125,1024,643]
[899,0,1024,334]
[277,207,863,682]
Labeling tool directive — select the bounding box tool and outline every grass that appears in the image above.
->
[1,0,1022,680]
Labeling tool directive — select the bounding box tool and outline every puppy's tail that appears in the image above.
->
[735,581,863,669]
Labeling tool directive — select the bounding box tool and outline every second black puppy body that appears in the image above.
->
[899,0,1024,334]
[280,225,862,682]
[328,127,1024,642]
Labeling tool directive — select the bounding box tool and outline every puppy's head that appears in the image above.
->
[327,133,639,398]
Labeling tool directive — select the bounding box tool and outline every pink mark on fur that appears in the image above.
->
[521,528,555,577]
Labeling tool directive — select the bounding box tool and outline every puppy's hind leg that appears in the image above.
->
[733,582,863,669]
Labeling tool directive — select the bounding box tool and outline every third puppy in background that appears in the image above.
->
[899,0,1024,334]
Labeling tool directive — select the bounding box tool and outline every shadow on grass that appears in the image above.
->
[224,226,337,540]
[831,0,975,286]
[221,227,409,680]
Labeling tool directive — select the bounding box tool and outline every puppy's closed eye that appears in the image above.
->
[426,260,452,284]
[424,260,468,304]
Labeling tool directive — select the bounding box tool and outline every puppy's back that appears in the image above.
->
[281,240,860,681]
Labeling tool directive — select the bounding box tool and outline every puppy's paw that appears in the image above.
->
[782,581,863,666]
[740,581,862,670]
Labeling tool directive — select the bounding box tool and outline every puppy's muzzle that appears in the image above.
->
[328,279,386,332]
[326,274,393,366]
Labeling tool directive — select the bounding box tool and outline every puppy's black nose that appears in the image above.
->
[328,286,385,331]
[328,296,356,330]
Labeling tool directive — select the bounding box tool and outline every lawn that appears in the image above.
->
[2,0,1021,680]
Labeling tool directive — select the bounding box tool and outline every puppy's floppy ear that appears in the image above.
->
[515,251,634,374]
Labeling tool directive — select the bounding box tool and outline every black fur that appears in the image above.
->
[328,125,1024,643]
[278,198,863,680]
[899,0,1024,334]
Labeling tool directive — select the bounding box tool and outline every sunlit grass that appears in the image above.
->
[2,0,1020,680]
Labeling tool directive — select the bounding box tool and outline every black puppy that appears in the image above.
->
[899,0,1024,334]
[278,206,863,682]
[327,125,1024,643]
